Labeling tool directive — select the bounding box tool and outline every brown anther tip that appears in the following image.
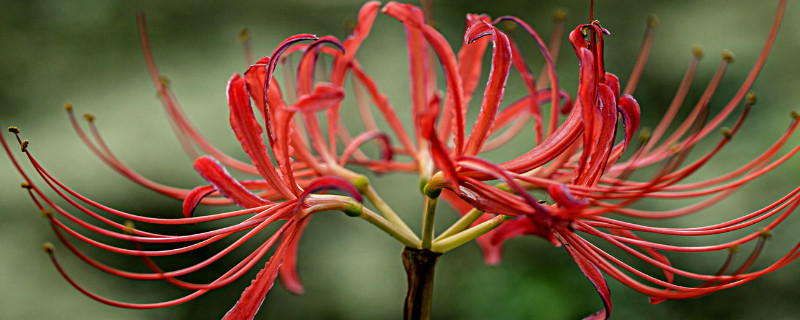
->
[721,50,735,63]
[638,127,652,143]
[759,230,773,239]
[159,76,171,87]
[20,140,29,152]
[499,20,517,32]
[647,15,659,27]
[63,102,73,112]
[669,143,680,154]
[721,127,733,140]
[728,245,740,254]
[82,113,95,122]
[553,8,568,22]
[691,45,704,59]
[746,92,757,105]
[20,182,33,189]
[8,126,20,134]
[791,111,800,121]
[123,220,136,235]
[41,209,53,218]
[237,28,251,43]
[342,16,356,34]
[42,242,55,255]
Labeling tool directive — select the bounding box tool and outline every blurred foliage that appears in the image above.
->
[1,0,799,319]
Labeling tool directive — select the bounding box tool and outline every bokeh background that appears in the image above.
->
[2,0,800,319]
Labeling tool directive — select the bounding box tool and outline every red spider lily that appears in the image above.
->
[3,0,799,319]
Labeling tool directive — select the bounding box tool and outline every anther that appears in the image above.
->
[7,126,20,134]
[746,92,757,105]
[83,113,95,122]
[123,220,136,235]
[64,102,73,112]
[647,14,659,28]
[42,242,55,255]
[20,140,29,152]
[159,76,171,88]
[721,50,735,63]
[20,182,33,189]
[638,127,652,143]
[668,143,680,154]
[691,45,704,59]
[728,245,740,254]
[237,28,251,44]
[759,229,773,239]
[41,209,53,218]
[791,111,799,121]
[553,8,567,22]
[721,127,733,140]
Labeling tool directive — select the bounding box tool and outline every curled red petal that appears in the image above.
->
[192,156,272,211]
[463,21,512,156]
[564,242,612,320]
[286,83,345,113]
[227,73,295,199]
[182,185,216,218]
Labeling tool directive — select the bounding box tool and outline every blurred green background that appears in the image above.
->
[2,0,799,319]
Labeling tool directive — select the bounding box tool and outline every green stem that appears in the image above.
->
[432,215,509,253]
[402,247,441,320]
[364,184,417,239]
[421,197,438,249]
[435,208,484,241]
[359,207,420,248]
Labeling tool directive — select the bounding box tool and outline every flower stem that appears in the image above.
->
[432,215,509,253]
[364,184,417,239]
[359,207,421,248]
[435,208,484,241]
[421,196,438,249]
[402,247,441,320]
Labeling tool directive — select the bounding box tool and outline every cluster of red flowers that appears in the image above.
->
[2,1,797,319]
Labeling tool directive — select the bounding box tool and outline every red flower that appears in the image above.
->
[3,1,799,319]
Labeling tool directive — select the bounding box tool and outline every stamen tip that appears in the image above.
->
[647,14,659,28]
[123,220,136,235]
[64,102,73,112]
[691,45,704,59]
[791,111,800,121]
[42,242,55,255]
[42,209,53,218]
[759,229,772,239]
[553,8,568,22]
[668,143,680,154]
[20,181,33,189]
[20,140,29,152]
[728,245,740,254]
[237,28,251,43]
[159,76,171,88]
[746,92,757,105]
[638,127,652,143]
[82,113,95,122]
[7,126,20,134]
[721,50,735,63]
[721,127,733,140]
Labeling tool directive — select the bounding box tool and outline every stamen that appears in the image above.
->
[83,113,95,122]
[692,45,704,59]
[41,209,53,218]
[792,111,800,121]
[7,126,19,134]
[20,140,29,152]
[20,181,32,189]
[721,127,733,140]
[721,50,735,63]
[63,102,73,112]
[238,28,254,66]
[42,242,55,255]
